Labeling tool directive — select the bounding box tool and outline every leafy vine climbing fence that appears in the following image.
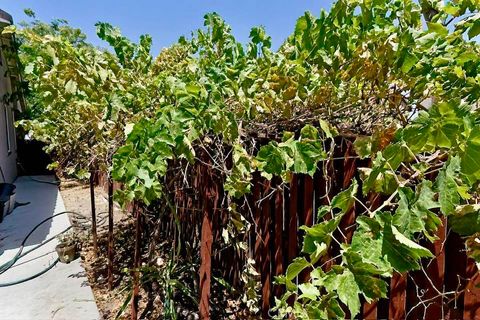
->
[99,137,480,319]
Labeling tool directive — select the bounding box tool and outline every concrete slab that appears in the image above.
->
[0,176,100,320]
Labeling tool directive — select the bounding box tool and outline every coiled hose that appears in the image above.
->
[0,210,105,287]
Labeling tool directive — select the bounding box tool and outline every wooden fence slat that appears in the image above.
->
[463,259,480,320]
[342,140,356,188]
[303,175,314,227]
[273,179,284,298]
[363,301,378,320]
[339,140,357,242]
[285,175,298,307]
[389,272,407,320]
[253,175,263,281]
[405,218,447,320]
[199,164,215,319]
[261,180,272,318]
[299,175,314,284]
[444,229,468,319]
[131,204,141,320]
[89,169,98,256]
[425,218,447,319]
[287,174,298,264]
[362,192,381,320]
[199,207,213,319]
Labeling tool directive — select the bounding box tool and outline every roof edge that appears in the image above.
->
[0,9,13,25]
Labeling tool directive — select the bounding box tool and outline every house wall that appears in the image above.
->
[0,19,18,183]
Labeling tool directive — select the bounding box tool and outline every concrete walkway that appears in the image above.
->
[0,176,100,320]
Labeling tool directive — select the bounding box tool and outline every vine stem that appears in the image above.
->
[320,254,343,269]
[369,150,444,217]
[370,190,398,217]
[89,168,98,257]
[354,196,372,216]
[405,290,457,319]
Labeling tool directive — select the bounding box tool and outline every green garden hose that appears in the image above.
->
[0,258,59,287]
[0,171,108,287]
[0,211,75,275]
[0,211,73,287]
[0,210,105,287]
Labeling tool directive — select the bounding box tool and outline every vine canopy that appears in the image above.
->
[110,1,480,317]
[6,0,480,318]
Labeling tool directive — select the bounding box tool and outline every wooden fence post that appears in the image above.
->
[199,164,214,319]
[131,203,141,320]
[107,175,114,290]
[261,180,272,318]
[424,219,447,319]
[89,168,98,256]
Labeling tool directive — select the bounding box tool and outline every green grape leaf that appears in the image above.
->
[393,181,440,239]
[298,283,320,301]
[383,143,410,171]
[330,179,358,214]
[293,140,326,176]
[436,156,461,215]
[286,257,310,281]
[334,269,361,317]
[381,213,434,272]
[256,142,289,179]
[359,167,402,195]
[300,216,341,255]
[427,22,448,36]
[401,52,418,73]
[323,268,361,318]
[468,20,480,39]
[319,119,337,139]
[351,216,393,276]
[343,250,388,301]
[449,204,480,236]
[354,136,373,159]
[461,127,480,180]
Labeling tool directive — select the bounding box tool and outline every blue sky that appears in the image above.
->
[1,0,334,55]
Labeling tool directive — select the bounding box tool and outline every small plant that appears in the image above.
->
[143,253,198,320]
[56,229,79,264]
[57,229,78,247]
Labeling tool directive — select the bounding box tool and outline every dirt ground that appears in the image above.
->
[60,179,124,227]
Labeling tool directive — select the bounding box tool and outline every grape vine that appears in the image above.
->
[8,0,480,318]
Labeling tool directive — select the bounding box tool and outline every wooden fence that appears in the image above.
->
[101,138,480,319]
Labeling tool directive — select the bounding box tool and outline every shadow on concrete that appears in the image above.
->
[0,176,59,256]
[0,176,100,320]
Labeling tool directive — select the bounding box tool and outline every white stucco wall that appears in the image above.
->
[0,27,18,183]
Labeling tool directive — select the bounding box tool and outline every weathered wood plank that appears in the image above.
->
[463,259,480,320]
[273,178,284,298]
[199,163,215,319]
[389,273,407,320]
[261,180,272,318]
[287,174,298,264]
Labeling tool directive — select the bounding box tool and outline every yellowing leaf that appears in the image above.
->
[427,22,448,36]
